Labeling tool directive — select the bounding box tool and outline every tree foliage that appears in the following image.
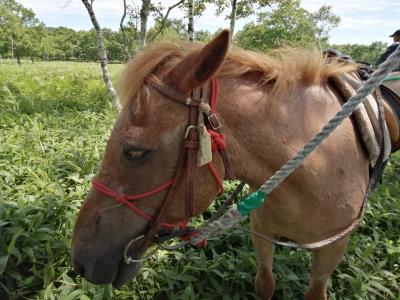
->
[0,0,390,66]
[236,0,340,51]
[330,42,388,66]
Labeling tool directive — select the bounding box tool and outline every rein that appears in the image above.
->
[92,75,236,262]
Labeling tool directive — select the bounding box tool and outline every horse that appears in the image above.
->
[71,30,398,299]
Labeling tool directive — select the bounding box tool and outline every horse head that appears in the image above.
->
[71,30,231,287]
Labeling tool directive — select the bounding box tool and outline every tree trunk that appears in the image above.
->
[147,0,185,43]
[187,0,194,41]
[139,0,151,49]
[120,0,130,60]
[229,0,237,41]
[16,52,21,65]
[81,0,121,113]
[230,0,237,41]
[11,35,14,60]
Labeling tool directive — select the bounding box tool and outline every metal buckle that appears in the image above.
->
[208,113,221,131]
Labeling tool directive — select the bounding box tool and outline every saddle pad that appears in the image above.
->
[330,73,391,167]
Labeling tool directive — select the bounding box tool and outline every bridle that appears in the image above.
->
[92,74,235,262]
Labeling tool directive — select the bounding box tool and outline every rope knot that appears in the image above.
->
[198,102,211,114]
[180,231,208,248]
[115,194,128,204]
[207,130,226,151]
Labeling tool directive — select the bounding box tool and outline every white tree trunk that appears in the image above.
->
[81,0,121,113]
[139,0,151,49]
[229,0,237,41]
[188,0,194,41]
[120,0,131,60]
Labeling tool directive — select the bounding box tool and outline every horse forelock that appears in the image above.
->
[118,42,357,112]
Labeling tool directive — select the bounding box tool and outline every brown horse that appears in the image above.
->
[72,30,384,299]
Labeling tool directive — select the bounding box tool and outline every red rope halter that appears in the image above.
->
[92,78,226,229]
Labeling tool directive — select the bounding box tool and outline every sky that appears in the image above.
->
[21,0,400,45]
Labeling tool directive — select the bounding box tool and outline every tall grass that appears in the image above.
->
[0,61,399,299]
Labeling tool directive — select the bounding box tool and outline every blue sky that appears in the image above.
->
[21,0,400,45]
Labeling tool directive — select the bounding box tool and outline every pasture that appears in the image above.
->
[0,61,399,299]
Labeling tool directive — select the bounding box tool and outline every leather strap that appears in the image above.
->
[132,75,236,254]
[379,85,400,151]
[184,88,201,217]
[146,75,201,107]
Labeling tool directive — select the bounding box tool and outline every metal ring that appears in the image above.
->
[184,125,197,139]
[123,235,158,264]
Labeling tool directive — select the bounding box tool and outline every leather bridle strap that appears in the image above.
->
[136,78,203,252]
[138,148,188,251]
[146,75,202,107]
[116,75,234,256]
[184,88,201,217]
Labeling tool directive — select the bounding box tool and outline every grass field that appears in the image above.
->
[0,60,399,300]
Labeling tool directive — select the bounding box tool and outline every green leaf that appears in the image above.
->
[7,228,23,254]
[0,255,9,275]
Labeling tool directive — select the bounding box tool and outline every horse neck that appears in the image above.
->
[217,76,290,187]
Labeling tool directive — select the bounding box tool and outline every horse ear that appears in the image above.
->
[167,29,230,92]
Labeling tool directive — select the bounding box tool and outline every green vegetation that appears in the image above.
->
[1,61,399,300]
[330,42,389,66]
[236,0,340,51]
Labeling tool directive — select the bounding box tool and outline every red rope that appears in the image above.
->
[210,78,218,112]
[92,178,180,228]
[92,178,174,201]
[208,130,226,152]
[125,179,174,200]
[207,163,224,194]
[90,78,225,235]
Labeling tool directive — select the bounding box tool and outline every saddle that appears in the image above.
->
[325,50,400,164]
[379,83,400,151]
[330,73,391,167]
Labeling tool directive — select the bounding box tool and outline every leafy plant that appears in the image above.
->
[0,61,399,300]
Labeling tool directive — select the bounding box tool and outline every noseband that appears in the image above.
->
[92,75,235,259]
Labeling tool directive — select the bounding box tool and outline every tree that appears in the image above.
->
[0,0,40,62]
[147,18,187,42]
[330,42,388,66]
[81,0,121,112]
[212,0,276,41]
[139,0,151,49]
[312,5,340,46]
[187,0,194,41]
[236,0,340,51]
[147,0,185,43]
[120,0,130,60]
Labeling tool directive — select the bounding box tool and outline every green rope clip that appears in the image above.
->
[237,190,268,216]
[383,76,400,82]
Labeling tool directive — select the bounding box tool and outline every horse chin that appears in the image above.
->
[112,260,143,288]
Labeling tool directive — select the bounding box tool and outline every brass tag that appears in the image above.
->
[197,125,212,166]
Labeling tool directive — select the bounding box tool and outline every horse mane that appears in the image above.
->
[119,42,356,107]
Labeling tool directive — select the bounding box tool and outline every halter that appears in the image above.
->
[92,75,235,259]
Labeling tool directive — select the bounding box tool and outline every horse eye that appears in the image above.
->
[123,147,150,161]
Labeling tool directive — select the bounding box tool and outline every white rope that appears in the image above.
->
[188,46,400,245]
[259,47,400,195]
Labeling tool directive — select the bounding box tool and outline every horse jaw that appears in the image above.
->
[112,260,143,288]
